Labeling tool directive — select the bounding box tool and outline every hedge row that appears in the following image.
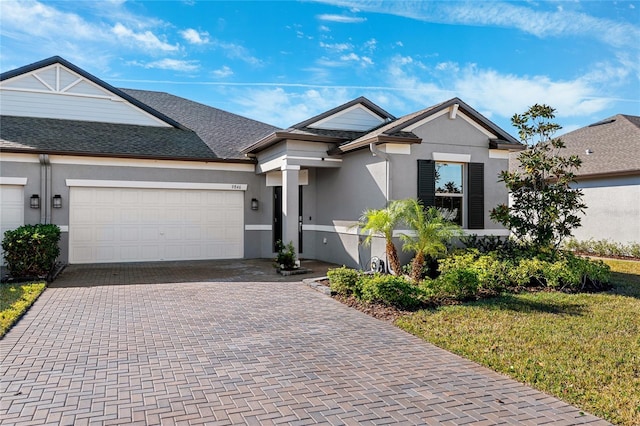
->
[327,251,611,309]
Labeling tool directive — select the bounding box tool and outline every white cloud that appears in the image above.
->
[132,58,199,72]
[212,40,262,66]
[316,0,640,49]
[112,23,178,52]
[212,65,233,78]
[363,38,377,52]
[384,57,619,120]
[319,25,331,31]
[316,14,366,23]
[340,53,373,66]
[0,0,106,40]
[180,28,210,45]
[232,87,351,127]
[319,42,353,51]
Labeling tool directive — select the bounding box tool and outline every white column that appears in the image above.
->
[281,164,300,255]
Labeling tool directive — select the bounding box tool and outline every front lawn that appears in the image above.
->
[396,258,640,426]
[0,281,46,337]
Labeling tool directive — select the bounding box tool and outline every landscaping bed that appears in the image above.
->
[325,258,639,426]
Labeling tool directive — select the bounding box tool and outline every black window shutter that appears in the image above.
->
[417,160,435,207]
[467,162,484,229]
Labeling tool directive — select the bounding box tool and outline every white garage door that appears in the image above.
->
[0,185,25,263]
[69,187,244,264]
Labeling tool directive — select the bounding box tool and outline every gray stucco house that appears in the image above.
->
[558,115,640,245]
[1,56,523,268]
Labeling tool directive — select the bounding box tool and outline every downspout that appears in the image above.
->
[39,154,52,224]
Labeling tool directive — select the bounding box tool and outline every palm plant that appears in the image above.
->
[398,199,462,283]
[358,200,403,275]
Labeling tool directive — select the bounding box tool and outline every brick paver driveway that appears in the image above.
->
[1,262,608,425]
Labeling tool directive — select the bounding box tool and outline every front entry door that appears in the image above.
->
[273,186,303,253]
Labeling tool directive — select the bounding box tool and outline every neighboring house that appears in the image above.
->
[558,115,640,244]
[1,56,523,268]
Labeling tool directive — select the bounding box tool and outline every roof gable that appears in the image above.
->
[292,96,395,131]
[0,56,181,128]
[332,98,521,153]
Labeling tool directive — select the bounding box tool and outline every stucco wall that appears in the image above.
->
[1,157,278,263]
[310,113,512,266]
[572,175,640,244]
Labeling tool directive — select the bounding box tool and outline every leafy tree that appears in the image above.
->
[490,104,586,252]
[398,199,462,283]
[358,201,404,275]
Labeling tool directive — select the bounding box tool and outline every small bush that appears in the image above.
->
[327,266,362,296]
[509,257,548,287]
[423,268,479,300]
[2,224,61,278]
[439,250,511,292]
[274,240,297,270]
[564,238,640,260]
[360,274,422,309]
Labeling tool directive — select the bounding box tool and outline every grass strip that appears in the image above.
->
[396,258,640,426]
[0,282,46,338]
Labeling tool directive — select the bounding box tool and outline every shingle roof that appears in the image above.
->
[1,56,279,162]
[121,89,279,160]
[333,98,521,153]
[0,115,218,160]
[558,114,640,177]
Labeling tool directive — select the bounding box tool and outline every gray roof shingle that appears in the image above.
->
[559,114,640,177]
[509,114,640,178]
[121,89,279,160]
[0,115,218,160]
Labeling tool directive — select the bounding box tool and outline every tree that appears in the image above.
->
[358,201,404,275]
[398,199,462,283]
[490,104,586,252]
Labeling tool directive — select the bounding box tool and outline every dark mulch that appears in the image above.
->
[332,294,409,323]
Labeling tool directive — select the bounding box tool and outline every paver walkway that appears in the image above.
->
[1,262,609,425]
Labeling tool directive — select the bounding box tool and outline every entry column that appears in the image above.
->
[281,164,300,255]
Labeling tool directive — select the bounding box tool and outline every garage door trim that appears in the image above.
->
[66,179,247,191]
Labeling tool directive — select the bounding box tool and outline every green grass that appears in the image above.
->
[396,258,640,426]
[0,281,46,338]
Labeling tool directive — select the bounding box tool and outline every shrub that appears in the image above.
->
[509,257,548,287]
[422,268,479,300]
[508,253,610,291]
[327,266,362,296]
[2,224,61,278]
[461,234,509,253]
[360,274,422,309]
[564,238,640,260]
[438,250,511,292]
[274,240,297,270]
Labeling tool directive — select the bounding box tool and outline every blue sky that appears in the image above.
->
[1,0,638,136]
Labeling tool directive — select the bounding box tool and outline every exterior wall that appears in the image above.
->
[310,113,512,267]
[396,114,510,230]
[572,175,640,244]
[0,155,278,264]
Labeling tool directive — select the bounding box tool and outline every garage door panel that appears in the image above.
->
[69,186,244,263]
[119,227,139,242]
[1,185,25,264]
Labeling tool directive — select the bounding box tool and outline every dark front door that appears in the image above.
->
[273,185,303,253]
[273,186,282,251]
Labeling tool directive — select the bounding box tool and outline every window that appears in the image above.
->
[435,162,463,225]
[417,159,484,229]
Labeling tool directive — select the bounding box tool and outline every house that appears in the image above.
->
[1,56,523,269]
[556,115,640,244]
